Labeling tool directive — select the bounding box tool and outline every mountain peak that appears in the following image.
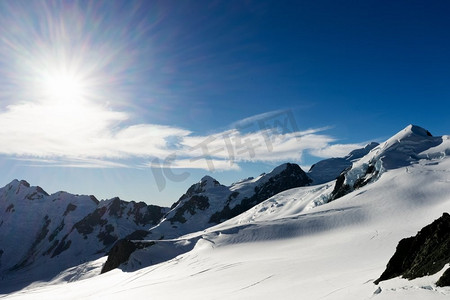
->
[19,180,30,188]
[200,175,218,184]
[406,124,433,137]
[175,176,221,205]
[399,124,433,139]
[198,175,221,191]
[2,180,49,199]
[3,179,30,191]
[266,163,291,177]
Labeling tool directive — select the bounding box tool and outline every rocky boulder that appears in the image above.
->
[375,212,450,286]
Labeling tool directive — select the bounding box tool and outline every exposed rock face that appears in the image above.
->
[329,170,351,201]
[168,195,210,224]
[375,212,450,285]
[329,163,378,201]
[66,199,166,254]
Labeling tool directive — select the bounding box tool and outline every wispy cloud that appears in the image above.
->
[13,157,130,169]
[0,101,365,171]
[309,143,368,158]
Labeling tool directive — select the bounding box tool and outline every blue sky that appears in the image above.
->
[0,0,449,207]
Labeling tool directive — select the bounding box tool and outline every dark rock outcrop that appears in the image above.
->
[329,162,378,202]
[101,239,154,274]
[436,268,450,287]
[63,203,77,216]
[375,212,450,286]
[101,240,137,274]
[329,170,351,201]
[437,268,450,287]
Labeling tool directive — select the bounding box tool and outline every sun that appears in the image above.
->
[32,62,100,130]
[40,68,87,106]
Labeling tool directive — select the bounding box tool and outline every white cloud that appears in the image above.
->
[0,102,365,171]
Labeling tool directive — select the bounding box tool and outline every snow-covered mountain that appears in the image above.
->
[0,181,167,291]
[143,162,312,241]
[1,124,450,299]
[330,124,443,200]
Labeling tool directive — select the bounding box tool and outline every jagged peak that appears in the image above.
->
[198,175,221,191]
[266,163,294,177]
[270,163,289,174]
[174,175,221,205]
[2,179,49,196]
[253,163,310,187]
[4,179,22,187]
[200,175,219,184]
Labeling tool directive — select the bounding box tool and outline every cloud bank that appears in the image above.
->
[0,101,365,170]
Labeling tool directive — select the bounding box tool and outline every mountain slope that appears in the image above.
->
[3,125,449,299]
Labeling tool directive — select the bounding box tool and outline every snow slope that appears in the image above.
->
[2,125,450,299]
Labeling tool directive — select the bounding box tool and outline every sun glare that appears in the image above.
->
[32,64,100,130]
[41,69,87,105]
